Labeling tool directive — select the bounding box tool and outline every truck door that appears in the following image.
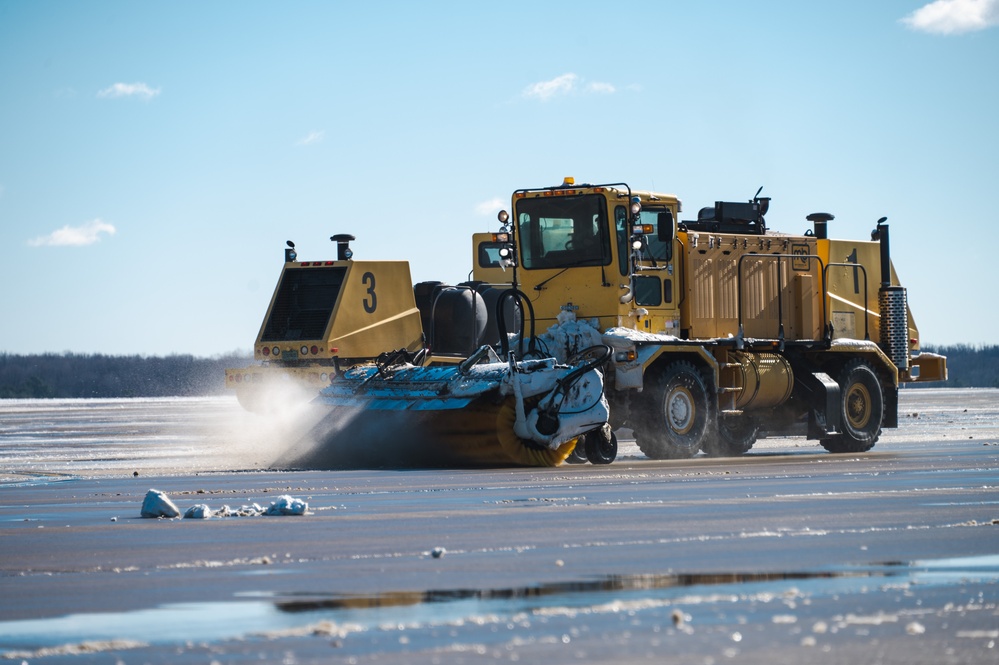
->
[615,205,680,335]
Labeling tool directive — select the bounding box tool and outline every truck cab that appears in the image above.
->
[510,178,682,335]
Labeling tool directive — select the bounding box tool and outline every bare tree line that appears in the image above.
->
[0,352,250,398]
[0,346,993,399]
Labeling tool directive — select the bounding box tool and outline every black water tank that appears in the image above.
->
[458,281,518,346]
[413,281,445,339]
[431,287,488,356]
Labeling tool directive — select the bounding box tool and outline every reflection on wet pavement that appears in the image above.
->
[3,556,998,654]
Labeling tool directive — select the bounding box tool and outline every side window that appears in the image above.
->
[615,205,629,276]
[641,208,673,262]
[634,276,662,306]
[477,242,505,268]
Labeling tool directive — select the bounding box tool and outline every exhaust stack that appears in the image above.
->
[873,218,908,371]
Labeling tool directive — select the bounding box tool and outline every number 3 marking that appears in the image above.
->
[362,272,377,313]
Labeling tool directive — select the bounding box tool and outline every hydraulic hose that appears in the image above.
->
[497,288,537,359]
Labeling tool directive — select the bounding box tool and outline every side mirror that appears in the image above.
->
[657,210,674,242]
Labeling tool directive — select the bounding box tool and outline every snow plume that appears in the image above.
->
[901,0,999,34]
[28,219,116,247]
[272,404,471,470]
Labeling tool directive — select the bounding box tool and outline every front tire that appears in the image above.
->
[565,440,588,464]
[584,428,617,465]
[634,361,712,459]
[820,360,883,453]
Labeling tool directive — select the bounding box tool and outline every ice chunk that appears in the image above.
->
[140,489,180,518]
[265,495,308,516]
[184,504,213,519]
[218,503,265,517]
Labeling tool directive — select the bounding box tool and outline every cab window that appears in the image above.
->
[639,207,673,262]
[516,194,611,269]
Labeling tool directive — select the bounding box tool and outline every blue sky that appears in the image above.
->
[1,0,996,356]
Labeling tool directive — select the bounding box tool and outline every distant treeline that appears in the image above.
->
[921,344,999,389]
[0,352,251,399]
[0,345,994,399]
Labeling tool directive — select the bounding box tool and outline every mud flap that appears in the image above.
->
[798,371,842,440]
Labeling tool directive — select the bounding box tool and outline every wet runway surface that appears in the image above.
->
[1,389,997,663]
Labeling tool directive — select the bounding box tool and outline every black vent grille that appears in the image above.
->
[261,267,347,342]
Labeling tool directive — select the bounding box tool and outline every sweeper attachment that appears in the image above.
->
[300,290,616,468]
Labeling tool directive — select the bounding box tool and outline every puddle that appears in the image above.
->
[3,556,998,653]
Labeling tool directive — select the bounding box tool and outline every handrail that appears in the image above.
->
[736,253,826,349]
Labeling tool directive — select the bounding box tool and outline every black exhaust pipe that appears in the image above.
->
[873,218,908,371]
[806,212,834,240]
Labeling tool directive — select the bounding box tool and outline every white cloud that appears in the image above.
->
[587,81,616,94]
[901,0,999,34]
[523,73,579,101]
[296,130,326,146]
[97,82,161,100]
[475,197,505,216]
[28,219,117,247]
[523,74,624,101]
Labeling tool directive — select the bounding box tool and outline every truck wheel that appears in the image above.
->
[584,428,617,465]
[565,440,589,464]
[820,360,883,453]
[702,417,759,457]
[635,361,711,459]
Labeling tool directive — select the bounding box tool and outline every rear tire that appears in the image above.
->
[820,360,883,453]
[702,416,759,457]
[634,361,712,459]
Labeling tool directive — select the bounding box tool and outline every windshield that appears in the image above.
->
[516,194,611,269]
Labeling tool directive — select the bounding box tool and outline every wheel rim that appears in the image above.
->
[666,386,695,435]
[845,382,872,430]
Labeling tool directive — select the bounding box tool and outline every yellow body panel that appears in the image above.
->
[679,233,822,341]
[252,260,424,361]
[325,261,425,358]
[819,238,919,350]
[229,258,425,409]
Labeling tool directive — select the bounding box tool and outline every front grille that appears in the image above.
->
[261,267,346,342]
